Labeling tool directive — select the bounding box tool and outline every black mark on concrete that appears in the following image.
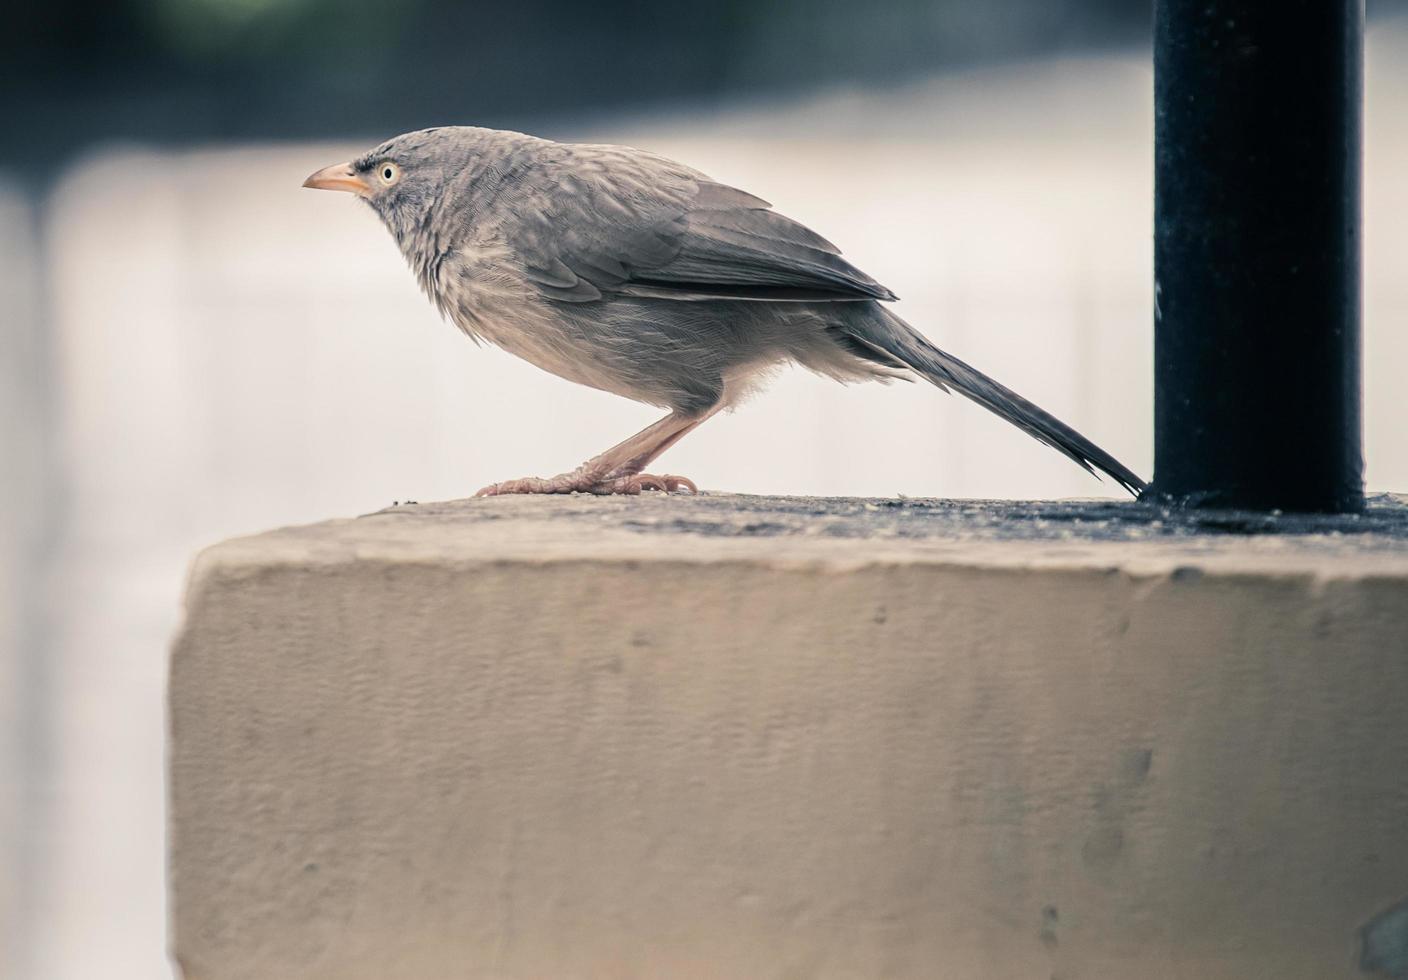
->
[1039,905,1059,950]
[1121,748,1154,783]
[1361,897,1408,978]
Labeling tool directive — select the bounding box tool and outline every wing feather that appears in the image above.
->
[505,144,896,305]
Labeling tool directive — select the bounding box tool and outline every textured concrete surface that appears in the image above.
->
[170,493,1408,979]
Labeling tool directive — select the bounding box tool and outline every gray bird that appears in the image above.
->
[304,127,1145,497]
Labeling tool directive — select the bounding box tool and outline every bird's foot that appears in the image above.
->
[631,473,698,494]
[475,470,697,497]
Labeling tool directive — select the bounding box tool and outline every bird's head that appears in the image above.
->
[302,128,476,253]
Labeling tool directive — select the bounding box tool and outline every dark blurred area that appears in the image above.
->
[6,0,1156,172]
[14,0,1408,174]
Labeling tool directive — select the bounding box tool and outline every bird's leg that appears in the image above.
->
[475,408,717,497]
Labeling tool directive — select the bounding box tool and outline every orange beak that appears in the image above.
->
[302,162,371,196]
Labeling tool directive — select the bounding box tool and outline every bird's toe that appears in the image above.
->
[628,473,697,494]
[475,471,698,497]
[475,477,552,496]
[661,474,697,493]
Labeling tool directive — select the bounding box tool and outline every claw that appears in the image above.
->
[613,472,697,494]
[660,474,697,494]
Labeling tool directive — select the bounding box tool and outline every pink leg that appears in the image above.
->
[476,408,717,497]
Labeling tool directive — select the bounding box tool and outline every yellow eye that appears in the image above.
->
[378,162,400,185]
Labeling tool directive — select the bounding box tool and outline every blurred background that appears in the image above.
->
[4,1,1408,976]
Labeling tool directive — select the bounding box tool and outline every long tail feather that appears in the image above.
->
[846,311,1147,496]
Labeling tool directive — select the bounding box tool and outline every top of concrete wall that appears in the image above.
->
[192,493,1408,587]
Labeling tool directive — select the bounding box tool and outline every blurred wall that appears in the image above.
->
[0,179,49,980]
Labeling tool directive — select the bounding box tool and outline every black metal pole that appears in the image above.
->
[1153,0,1364,513]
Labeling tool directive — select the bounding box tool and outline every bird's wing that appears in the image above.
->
[506,143,897,305]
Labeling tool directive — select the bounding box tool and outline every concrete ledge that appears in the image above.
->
[170,494,1408,979]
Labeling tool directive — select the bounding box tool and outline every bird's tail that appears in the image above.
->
[842,308,1147,496]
